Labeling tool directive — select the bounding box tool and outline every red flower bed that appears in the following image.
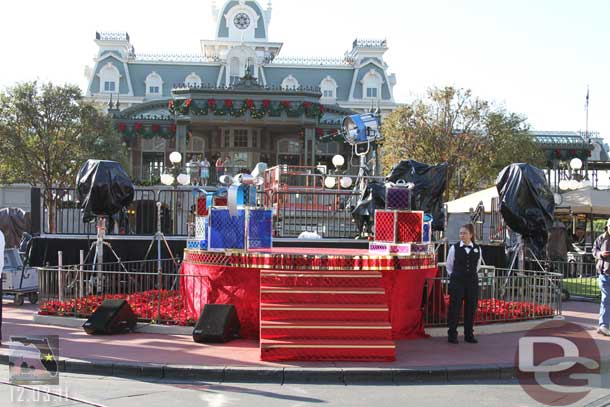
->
[39,290,198,326]
[437,295,555,324]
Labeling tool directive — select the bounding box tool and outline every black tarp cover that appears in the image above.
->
[495,163,555,256]
[386,160,449,231]
[76,160,134,221]
[351,160,449,234]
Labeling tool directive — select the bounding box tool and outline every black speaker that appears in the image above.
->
[193,304,240,343]
[83,299,137,335]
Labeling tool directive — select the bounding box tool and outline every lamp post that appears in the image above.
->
[161,151,191,234]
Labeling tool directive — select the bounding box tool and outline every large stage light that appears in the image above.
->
[341,113,381,145]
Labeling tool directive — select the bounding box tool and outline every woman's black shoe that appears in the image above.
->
[464,336,478,343]
[448,337,459,344]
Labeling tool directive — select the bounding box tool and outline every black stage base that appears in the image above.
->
[30,236,508,269]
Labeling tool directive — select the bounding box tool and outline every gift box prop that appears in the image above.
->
[192,166,272,252]
[385,180,413,210]
[374,210,424,243]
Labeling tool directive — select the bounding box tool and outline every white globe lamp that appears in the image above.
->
[324,176,336,189]
[569,157,583,170]
[177,173,190,186]
[332,154,345,168]
[568,179,579,190]
[160,173,175,186]
[558,180,569,191]
[340,176,353,189]
[169,151,182,164]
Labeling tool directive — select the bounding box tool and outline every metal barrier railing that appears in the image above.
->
[270,190,361,238]
[548,260,599,300]
[423,266,562,327]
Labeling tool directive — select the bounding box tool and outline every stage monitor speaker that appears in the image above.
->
[83,299,137,335]
[193,304,240,343]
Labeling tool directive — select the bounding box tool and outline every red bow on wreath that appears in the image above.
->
[224,99,233,108]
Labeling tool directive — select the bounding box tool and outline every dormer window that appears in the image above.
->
[97,62,121,94]
[320,76,338,103]
[361,69,383,100]
[185,72,202,87]
[145,71,164,97]
[281,75,299,90]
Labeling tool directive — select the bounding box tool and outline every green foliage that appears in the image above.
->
[0,81,127,188]
[380,86,544,199]
[0,82,128,231]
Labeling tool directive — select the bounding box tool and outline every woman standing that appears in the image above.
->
[200,157,210,186]
[446,224,482,344]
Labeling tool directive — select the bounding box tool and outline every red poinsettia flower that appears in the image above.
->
[184,98,192,108]
[281,100,291,108]
[207,99,216,107]
[134,123,142,132]
[245,99,254,108]
[224,99,233,108]
[555,149,561,158]
[152,124,161,133]
[319,104,325,114]
[118,123,127,132]
[262,99,271,109]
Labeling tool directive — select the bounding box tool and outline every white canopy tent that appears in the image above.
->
[556,187,610,216]
[446,187,498,214]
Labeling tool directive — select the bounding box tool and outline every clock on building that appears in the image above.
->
[234,13,250,30]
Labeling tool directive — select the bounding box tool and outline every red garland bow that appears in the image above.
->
[134,123,142,132]
[245,99,254,108]
[184,98,192,108]
[224,99,233,108]
[262,99,271,108]
[152,124,161,133]
[118,123,127,132]
[207,99,216,107]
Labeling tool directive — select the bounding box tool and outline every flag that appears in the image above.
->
[585,87,589,109]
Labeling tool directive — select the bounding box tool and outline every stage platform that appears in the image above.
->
[181,247,439,362]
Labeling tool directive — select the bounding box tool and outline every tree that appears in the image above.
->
[0,82,127,232]
[380,86,544,200]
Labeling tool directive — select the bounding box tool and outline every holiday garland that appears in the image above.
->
[168,98,324,119]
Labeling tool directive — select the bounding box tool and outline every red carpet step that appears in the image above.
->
[259,268,395,362]
[260,339,396,362]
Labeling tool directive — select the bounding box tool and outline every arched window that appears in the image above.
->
[320,76,338,102]
[281,75,300,90]
[184,72,202,88]
[97,62,121,93]
[229,57,241,84]
[361,69,383,99]
[145,72,163,97]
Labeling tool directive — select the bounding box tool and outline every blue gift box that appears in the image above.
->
[187,239,207,250]
[207,208,272,251]
[208,208,246,251]
[248,209,273,249]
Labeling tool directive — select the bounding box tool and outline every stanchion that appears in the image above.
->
[58,251,63,302]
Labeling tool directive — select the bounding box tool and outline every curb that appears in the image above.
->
[0,352,517,384]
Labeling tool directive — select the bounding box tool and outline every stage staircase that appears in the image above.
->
[259,269,395,361]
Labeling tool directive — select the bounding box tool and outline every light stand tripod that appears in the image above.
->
[141,195,180,294]
[82,217,129,294]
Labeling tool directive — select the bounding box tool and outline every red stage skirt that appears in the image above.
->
[180,248,438,340]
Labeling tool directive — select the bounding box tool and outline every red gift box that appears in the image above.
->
[196,196,208,216]
[374,210,423,243]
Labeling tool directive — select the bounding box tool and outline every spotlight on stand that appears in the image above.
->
[341,113,381,156]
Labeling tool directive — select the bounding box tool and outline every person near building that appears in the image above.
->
[200,156,210,186]
[446,223,482,344]
[186,156,200,185]
[215,156,224,183]
[223,155,232,177]
[593,218,610,336]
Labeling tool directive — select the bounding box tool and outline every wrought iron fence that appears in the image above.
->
[423,266,562,327]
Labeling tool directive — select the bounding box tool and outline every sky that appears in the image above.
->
[0,0,608,140]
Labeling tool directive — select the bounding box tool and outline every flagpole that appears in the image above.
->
[585,86,590,176]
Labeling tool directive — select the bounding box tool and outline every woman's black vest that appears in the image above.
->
[452,243,480,279]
